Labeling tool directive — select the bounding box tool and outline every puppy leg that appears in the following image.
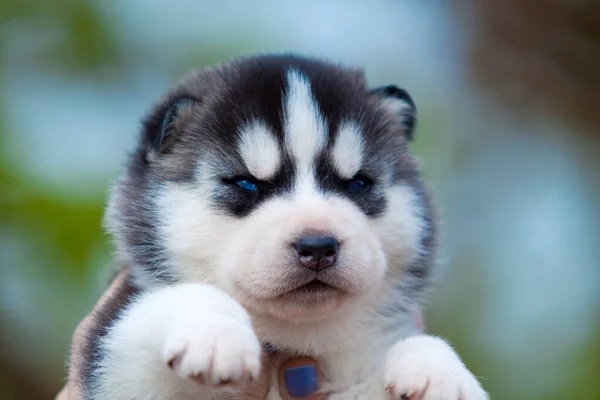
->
[88,283,262,400]
[384,335,489,400]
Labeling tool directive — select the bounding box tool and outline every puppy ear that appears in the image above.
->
[142,96,199,160]
[371,85,417,141]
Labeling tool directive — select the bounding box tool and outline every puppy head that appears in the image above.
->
[106,54,436,323]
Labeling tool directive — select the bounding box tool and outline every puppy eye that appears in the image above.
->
[235,179,259,192]
[348,177,369,192]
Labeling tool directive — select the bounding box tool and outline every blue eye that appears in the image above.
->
[236,179,258,192]
[348,178,367,192]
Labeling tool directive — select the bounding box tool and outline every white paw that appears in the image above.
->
[384,335,489,400]
[160,286,262,387]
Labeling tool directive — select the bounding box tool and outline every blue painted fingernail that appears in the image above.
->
[284,365,319,397]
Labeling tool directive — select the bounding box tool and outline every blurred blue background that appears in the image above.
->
[1,1,599,399]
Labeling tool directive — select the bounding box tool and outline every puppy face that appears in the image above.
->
[106,55,436,323]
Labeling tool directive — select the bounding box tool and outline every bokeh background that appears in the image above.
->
[1,1,599,399]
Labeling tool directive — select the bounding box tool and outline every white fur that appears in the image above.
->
[155,179,388,324]
[94,287,488,399]
[283,69,327,209]
[98,186,488,399]
[99,153,489,400]
[91,283,261,400]
[332,121,364,179]
[151,162,428,350]
[154,182,219,285]
[97,70,488,399]
[375,185,426,268]
[284,69,327,174]
[384,335,489,400]
[237,121,281,180]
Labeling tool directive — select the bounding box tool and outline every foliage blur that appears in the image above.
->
[1,1,598,399]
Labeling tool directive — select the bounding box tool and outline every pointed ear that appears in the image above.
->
[142,96,199,160]
[371,85,417,141]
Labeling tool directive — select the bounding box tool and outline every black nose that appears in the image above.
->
[294,236,339,271]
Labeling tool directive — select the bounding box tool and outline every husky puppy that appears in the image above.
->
[85,54,488,399]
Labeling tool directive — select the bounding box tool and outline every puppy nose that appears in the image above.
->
[294,236,339,271]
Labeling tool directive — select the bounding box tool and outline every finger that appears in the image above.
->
[278,357,323,400]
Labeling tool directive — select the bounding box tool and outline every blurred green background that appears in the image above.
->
[1,1,599,399]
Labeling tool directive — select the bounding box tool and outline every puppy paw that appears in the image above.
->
[160,286,262,388]
[384,335,488,400]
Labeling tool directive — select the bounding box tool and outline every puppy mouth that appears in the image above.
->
[243,277,350,321]
[276,278,344,302]
[288,280,335,294]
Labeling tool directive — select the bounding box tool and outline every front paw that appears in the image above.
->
[161,289,262,388]
[384,335,488,400]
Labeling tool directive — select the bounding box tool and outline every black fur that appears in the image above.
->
[80,269,140,398]
[107,53,435,290]
[86,53,439,400]
[370,85,418,141]
[152,97,199,154]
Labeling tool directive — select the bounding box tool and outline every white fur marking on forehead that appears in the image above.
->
[284,70,327,173]
[237,121,281,180]
[332,121,364,179]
